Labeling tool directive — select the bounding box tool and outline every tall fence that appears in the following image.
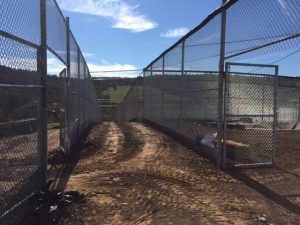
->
[0,0,98,224]
[118,0,300,168]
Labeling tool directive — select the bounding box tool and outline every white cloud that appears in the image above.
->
[57,0,157,32]
[82,52,95,57]
[161,27,189,38]
[88,60,140,77]
[47,57,65,75]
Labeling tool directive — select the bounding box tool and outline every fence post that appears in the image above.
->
[38,0,48,189]
[298,88,300,122]
[180,41,185,123]
[272,66,279,164]
[136,78,139,120]
[161,55,165,122]
[143,69,145,120]
[217,0,227,168]
[77,48,81,139]
[150,65,153,120]
[66,17,71,155]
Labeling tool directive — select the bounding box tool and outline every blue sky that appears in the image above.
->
[47,0,300,78]
[51,0,222,77]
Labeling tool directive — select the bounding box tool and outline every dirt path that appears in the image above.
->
[48,129,60,153]
[57,122,300,225]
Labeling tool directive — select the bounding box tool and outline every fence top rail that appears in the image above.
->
[226,62,279,69]
[0,84,43,88]
[144,69,220,74]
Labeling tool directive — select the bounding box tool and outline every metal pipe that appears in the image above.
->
[66,17,71,154]
[38,0,48,189]
[0,84,43,88]
[0,118,38,127]
[180,41,185,123]
[0,30,39,49]
[272,66,279,164]
[148,69,219,74]
[161,55,165,121]
[77,47,81,139]
[217,0,227,168]
[298,88,300,122]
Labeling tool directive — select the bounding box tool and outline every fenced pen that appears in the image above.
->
[1,0,300,224]
[117,0,300,168]
[0,0,97,224]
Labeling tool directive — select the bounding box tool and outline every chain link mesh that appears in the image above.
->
[0,0,41,45]
[115,78,143,122]
[0,1,40,223]
[117,0,300,168]
[46,0,67,63]
[0,0,98,223]
[224,63,277,167]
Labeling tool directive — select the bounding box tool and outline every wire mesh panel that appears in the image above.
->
[223,62,278,167]
[151,57,163,122]
[78,53,85,134]
[0,0,41,45]
[59,68,67,153]
[163,44,182,123]
[68,34,80,149]
[182,72,219,122]
[224,0,300,63]
[115,78,143,122]
[277,86,300,128]
[0,0,99,222]
[0,0,43,222]
[46,0,67,63]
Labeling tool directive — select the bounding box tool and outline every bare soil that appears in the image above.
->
[48,129,60,153]
[50,122,299,225]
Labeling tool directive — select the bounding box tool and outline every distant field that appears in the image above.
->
[103,85,131,103]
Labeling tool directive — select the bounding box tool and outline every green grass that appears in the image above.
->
[103,85,131,103]
[48,122,60,130]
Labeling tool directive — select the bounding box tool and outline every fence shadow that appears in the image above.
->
[142,120,300,216]
[50,124,97,192]
[225,168,300,215]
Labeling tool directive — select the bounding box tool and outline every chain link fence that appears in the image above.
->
[117,0,300,168]
[0,0,98,224]
[115,78,143,122]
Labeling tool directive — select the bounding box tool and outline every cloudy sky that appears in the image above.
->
[48,0,222,77]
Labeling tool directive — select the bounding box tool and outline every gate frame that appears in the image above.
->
[222,62,279,168]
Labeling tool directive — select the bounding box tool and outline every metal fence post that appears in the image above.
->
[298,88,300,122]
[161,55,165,122]
[273,66,279,164]
[136,78,139,120]
[150,65,153,120]
[84,65,87,129]
[66,17,71,155]
[180,41,185,123]
[143,69,145,120]
[77,48,81,139]
[217,0,227,168]
[38,0,48,189]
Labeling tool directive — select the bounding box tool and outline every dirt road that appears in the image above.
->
[56,122,300,225]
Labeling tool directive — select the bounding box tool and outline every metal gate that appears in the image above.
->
[223,62,278,167]
[59,68,68,154]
